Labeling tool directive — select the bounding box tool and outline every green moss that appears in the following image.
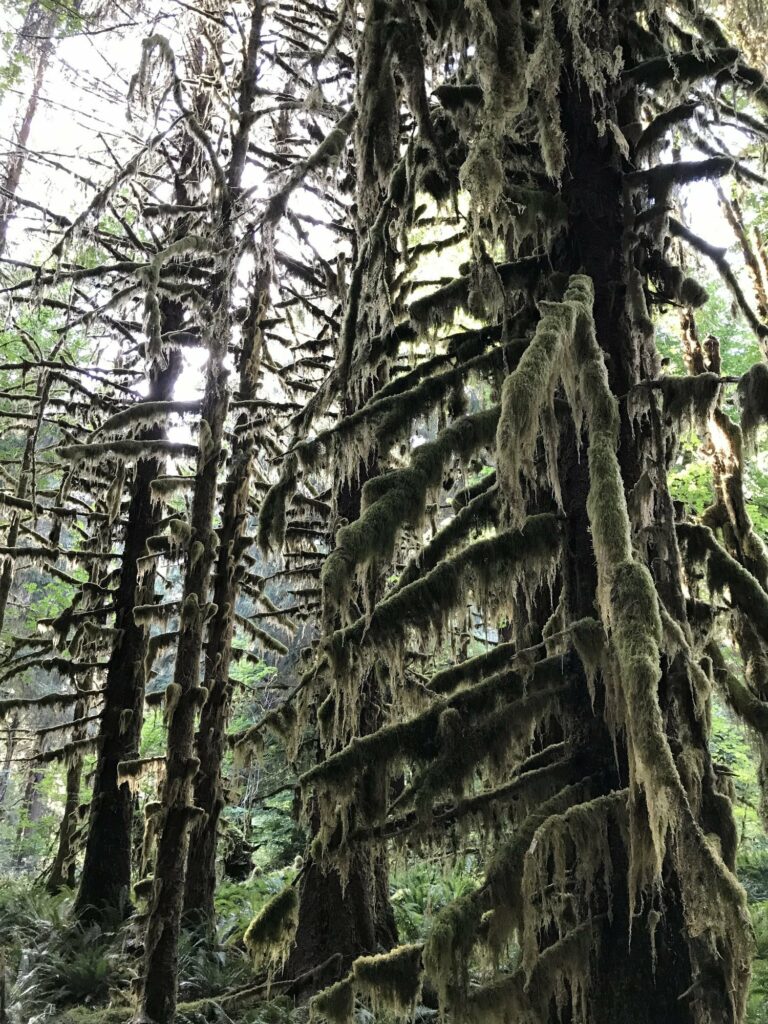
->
[352,943,423,1013]
[243,885,298,967]
[311,976,355,1024]
[738,362,768,441]
[321,406,500,622]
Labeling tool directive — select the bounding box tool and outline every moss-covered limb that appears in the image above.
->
[678,522,768,647]
[354,755,574,844]
[428,637,519,695]
[257,451,298,554]
[117,756,165,795]
[669,217,768,341]
[0,655,107,687]
[630,157,734,196]
[484,781,593,946]
[37,736,99,764]
[320,407,501,622]
[403,684,569,817]
[326,514,561,662]
[371,325,502,405]
[621,46,738,88]
[264,107,356,225]
[707,641,768,733]
[93,400,201,438]
[311,976,356,1024]
[56,439,198,465]
[655,372,721,429]
[408,255,545,330]
[296,340,524,481]
[397,484,498,590]
[0,688,101,717]
[636,102,701,154]
[234,613,289,655]
[423,889,486,1007]
[465,917,597,1024]
[562,274,689,883]
[352,944,423,1013]
[521,790,628,971]
[496,277,588,518]
[303,652,567,805]
[243,885,299,968]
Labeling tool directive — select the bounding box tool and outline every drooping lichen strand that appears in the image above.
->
[321,407,500,623]
[496,279,585,519]
[738,361,768,442]
[242,885,298,969]
[352,944,423,1014]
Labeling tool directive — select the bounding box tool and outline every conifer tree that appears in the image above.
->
[254,3,768,1022]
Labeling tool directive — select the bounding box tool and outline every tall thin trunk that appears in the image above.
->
[0,372,52,638]
[0,4,61,257]
[138,10,264,1020]
[47,696,86,892]
[183,254,270,926]
[13,736,43,867]
[75,338,182,922]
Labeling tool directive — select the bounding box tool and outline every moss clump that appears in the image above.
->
[243,885,298,968]
[658,372,720,431]
[496,292,574,518]
[738,361,768,441]
[311,977,355,1024]
[352,944,423,1013]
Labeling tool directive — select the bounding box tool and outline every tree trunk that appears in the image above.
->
[0,4,60,257]
[183,258,270,927]
[47,696,86,892]
[284,442,397,989]
[546,34,741,1021]
[74,337,182,922]
[138,11,264,1020]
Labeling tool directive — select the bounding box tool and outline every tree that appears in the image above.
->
[256,3,768,1022]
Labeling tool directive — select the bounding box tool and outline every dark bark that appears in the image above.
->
[47,696,86,892]
[74,335,182,922]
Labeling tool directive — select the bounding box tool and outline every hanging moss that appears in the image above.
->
[658,372,720,430]
[321,407,500,621]
[678,522,768,647]
[397,484,498,589]
[496,279,584,518]
[424,891,484,1006]
[737,361,768,440]
[311,977,355,1024]
[352,944,423,1014]
[325,514,561,683]
[243,885,298,968]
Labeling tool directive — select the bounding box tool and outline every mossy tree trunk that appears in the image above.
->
[47,695,86,893]
[138,9,264,1021]
[74,333,182,923]
[183,255,271,927]
[284,463,397,989]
